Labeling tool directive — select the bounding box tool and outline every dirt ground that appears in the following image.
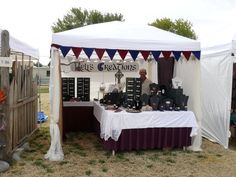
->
[2,93,236,177]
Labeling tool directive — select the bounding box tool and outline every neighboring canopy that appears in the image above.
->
[201,42,235,148]
[0,29,39,59]
[51,21,200,61]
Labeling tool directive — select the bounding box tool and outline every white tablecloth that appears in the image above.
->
[93,102,198,141]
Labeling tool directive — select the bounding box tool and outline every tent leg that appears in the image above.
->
[112,150,115,156]
[183,146,186,151]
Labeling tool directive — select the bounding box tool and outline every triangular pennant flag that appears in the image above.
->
[51,44,60,49]
[172,51,181,61]
[95,48,105,60]
[72,47,82,58]
[60,46,71,57]
[162,51,172,59]
[140,51,150,60]
[118,50,128,60]
[182,51,191,60]
[83,48,94,59]
[151,51,161,61]
[106,49,117,60]
[129,50,139,61]
[192,51,201,60]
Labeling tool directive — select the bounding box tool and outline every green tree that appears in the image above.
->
[52,8,124,33]
[150,18,197,39]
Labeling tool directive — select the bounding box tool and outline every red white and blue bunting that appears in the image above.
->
[51,44,201,61]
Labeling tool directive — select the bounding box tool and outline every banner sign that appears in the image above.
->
[0,57,12,67]
[62,61,139,72]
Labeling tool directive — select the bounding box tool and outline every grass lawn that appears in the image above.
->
[38,85,49,93]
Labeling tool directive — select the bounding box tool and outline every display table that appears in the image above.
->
[93,102,198,151]
[62,101,95,139]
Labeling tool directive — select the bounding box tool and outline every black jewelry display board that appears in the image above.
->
[126,78,141,105]
[62,77,90,101]
[77,78,90,101]
[62,78,75,101]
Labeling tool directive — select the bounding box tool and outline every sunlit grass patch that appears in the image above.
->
[87,159,96,165]
[39,86,49,93]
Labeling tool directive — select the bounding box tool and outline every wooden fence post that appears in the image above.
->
[0,30,10,160]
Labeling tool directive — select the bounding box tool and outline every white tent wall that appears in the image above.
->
[174,58,202,151]
[148,60,158,84]
[201,44,234,148]
[61,58,150,99]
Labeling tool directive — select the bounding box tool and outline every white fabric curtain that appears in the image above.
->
[201,49,233,148]
[174,57,202,151]
[45,47,64,161]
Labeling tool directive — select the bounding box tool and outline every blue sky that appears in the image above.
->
[0,0,236,64]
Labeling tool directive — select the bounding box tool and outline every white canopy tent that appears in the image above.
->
[47,21,202,161]
[201,37,236,148]
[0,29,39,59]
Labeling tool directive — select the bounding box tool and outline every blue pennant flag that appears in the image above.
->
[129,50,139,61]
[192,51,201,60]
[60,46,71,57]
[173,51,181,61]
[106,49,117,60]
[83,48,94,59]
[151,51,161,61]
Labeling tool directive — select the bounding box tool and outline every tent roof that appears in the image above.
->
[0,29,39,59]
[52,21,200,51]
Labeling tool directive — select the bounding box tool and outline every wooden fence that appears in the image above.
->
[9,60,38,151]
[0,30,38,160]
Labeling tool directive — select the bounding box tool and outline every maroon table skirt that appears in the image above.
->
[94,118,192,151]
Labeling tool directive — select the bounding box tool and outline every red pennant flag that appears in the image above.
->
[51,44,60,49]
[72,47,82,58]
[95,48,105,60]
[162,51,172,59]
[182,51,192,60]
[140,51,150,60]
[118,50,128,60]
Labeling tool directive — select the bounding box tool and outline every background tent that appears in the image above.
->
[47,21,202,161]
[0,29,39,59]
[201,38,236,148]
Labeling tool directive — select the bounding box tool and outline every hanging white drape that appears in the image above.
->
[174,57,202,151]
[201,47,233,148]
[45,47,64,161]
